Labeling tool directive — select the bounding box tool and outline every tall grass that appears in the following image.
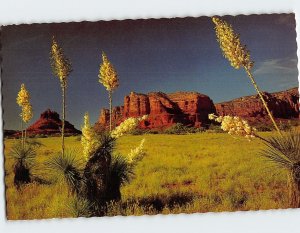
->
[4,132,291,219]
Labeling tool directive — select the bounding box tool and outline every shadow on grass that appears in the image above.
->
[123,192,195,212]
[31,176,53,185]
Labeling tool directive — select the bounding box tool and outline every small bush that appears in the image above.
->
[130,128,148,135]
[164,123,189,135]
[10,142,37,188]
[255,124,272,132]
[208,124,224,133]
[146,129,160,134]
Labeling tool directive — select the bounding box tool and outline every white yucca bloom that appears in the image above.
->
[81,113,100,161]
[209,113,257,140]
[111,115,148,138]
[127,139,146,163]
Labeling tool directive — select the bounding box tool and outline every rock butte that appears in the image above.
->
[26,109,81,136]
[96,88,299,130]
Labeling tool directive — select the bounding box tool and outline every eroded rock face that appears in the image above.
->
[95,88,299,129]
[95,91,216,129]
[215,87,299,122]
[26,109,81,135]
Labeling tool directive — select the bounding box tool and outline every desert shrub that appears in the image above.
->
[75,136,81,141]
[208,124,224,133]
[26,138,44,148]
[164,123,189,135]
[10,142,37,188]
[35,134,48,138]
[261,130,300,208]
[278,121,291,131]
[68,196,92,218]
[255,124,272,132]
[146,129,159,134]
[45,150,83,195]
[130,128,148,135]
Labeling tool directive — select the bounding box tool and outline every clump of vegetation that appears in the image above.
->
[212,16,300,208]
[11,83,35,188]
[261,131,300,208]
[10,142,36,188]
[44,114,147,216]
[164,123,205,135]
[164,123,189,135]
[45,150,83,195]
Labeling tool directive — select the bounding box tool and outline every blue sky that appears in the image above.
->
[1,13,298,130]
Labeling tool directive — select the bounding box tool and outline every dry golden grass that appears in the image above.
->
[4,132,291,219]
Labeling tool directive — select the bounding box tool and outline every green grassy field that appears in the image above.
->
[4,132,290,219]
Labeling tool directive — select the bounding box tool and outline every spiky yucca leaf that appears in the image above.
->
[106,154,134,202]
[93,132,116,158]
[68,196,92,218]
[110,154,134,186]
[10,142,36,168]
[260,131,300,170]
[45,150,83,194]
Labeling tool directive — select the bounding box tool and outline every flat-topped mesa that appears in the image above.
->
[26,109,81,136]
[215,87,299,122]
[95,91,216,129]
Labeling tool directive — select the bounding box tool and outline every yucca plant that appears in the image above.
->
[16,83,33,149]
[10,142,36,188]
[260,130,300,207]
[81,132,115,216]
[108,154,134,201]
[45,150,83,195]
[50,36,72,157]
[98,52,119,132]
[212,17,281,134]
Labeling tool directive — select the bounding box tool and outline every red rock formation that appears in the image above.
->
[95,91,216,129]
[96,88,299,130]
[26,109,81,136]
[215,87,299,123]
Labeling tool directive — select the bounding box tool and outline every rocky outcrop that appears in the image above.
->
[215,87,299,122]
[95,91,216,129]
[96,88,299,130]
[26,109,81,136]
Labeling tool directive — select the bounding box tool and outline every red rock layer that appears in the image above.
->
[26,109,81,135]
[96,91,216,129]
[215,87,299,123]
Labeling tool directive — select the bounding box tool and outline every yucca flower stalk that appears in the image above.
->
[127,138,146,163]
[50,36,72,157]
[16,84,33,148]
[212,17,281,135]
[81,112,100,161]
[98,52,119,132]
[111,115,148,139]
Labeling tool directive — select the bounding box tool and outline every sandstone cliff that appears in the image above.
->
[95,91,216,129]
[96,88,299,130]
[215,87,299,123]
